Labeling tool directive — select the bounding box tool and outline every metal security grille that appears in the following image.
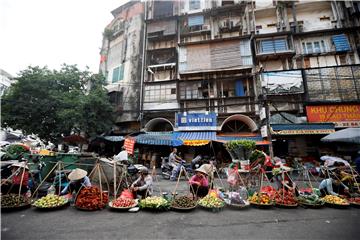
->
[305,65,360,101]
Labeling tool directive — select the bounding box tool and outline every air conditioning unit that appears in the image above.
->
[202,24,210,30]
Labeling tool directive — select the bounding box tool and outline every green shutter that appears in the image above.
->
[112,67,120,83]
[118,65,124,81]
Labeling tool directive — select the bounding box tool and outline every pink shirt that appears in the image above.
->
[189,175,208,187]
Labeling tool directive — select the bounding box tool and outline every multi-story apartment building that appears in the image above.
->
[102,0,360,159]
[99,1,144,134]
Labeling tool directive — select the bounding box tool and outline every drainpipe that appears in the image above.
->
[139,0,147,129]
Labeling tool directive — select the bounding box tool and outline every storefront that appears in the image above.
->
[306,104,360,128]
[270,123,335,158]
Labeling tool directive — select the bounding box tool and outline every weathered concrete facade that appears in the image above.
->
[100,1,144,133]
[101,0,360,143]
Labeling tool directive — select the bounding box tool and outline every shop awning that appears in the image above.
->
[271,123,335,135]
[174,131,216,146]
[215,134,270,145]
[135,132,183,146]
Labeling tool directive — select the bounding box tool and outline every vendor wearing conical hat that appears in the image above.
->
[1,162,29,195]
[188,165,209,199]
[60,168,91,195]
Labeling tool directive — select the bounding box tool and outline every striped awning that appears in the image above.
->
[174,131,216,146]
[135,132,182,146]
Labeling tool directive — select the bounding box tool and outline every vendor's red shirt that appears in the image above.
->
[12,171,29,186]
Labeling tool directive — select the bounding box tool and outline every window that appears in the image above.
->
[189,0,201,10]
[302,40,327,54]
[188,15,204,27]
[313,42,321,53]
[320,16,330,21]
[267,23,277,28]
[260,38,288,53]
[112,65,124,83]
[306,42,313,54]
[144,84,177,102]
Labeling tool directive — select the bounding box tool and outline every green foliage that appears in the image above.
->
[224,140,256,160]
[249,149,265,163]
[224,140,256,151]
[1,65,114,143]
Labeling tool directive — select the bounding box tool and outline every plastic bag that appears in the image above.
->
[120,189,134,199]
[227,166,239,186]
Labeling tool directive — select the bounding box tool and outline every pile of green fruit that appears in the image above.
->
[33,194,68,208]
[1,194,29,208]
[139,196,170,210]
[171,196,196,209]
[297,194,324,205]
[198,195,225,208]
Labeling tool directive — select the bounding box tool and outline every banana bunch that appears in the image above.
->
[322,195,349,205]
[34,194,67,208]
[139,196,169,209]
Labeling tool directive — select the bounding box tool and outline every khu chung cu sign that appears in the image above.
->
[175,112,217,131]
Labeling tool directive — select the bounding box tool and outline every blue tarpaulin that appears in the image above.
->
[135,132,183,146]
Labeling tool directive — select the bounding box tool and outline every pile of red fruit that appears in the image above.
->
[111,197,136,208]
[348,197,360,204]
[75,186,109,210]
[274,189,297,205]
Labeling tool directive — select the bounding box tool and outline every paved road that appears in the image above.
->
[2,205,359,240]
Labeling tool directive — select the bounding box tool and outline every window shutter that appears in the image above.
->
[332,34,350,52]
[188,15,204,27]
[112,67,120,83]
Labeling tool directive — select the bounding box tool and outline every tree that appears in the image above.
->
[1,64,114,144]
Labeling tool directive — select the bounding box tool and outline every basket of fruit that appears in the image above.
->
[249,192,273,209]
[198,195,225,212]
[75,186,109,211]
[33,194,69,210]
[109,198,137,211]
[347,197,360,208]
[297,194,325,209]
[1,194,31,211]
[274,190,298,208]
[322,195,350,208]
[139,196,170,212]
[171,196,197,211]
[224,192,250,209]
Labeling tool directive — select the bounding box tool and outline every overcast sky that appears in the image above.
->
[0,0,129,77]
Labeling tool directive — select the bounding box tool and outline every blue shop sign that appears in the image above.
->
[175,112,217,131]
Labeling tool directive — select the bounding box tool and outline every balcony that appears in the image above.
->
[218,20,242,33]
[147,48,177,66]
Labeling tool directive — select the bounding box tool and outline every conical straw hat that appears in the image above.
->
[68,168,87,181]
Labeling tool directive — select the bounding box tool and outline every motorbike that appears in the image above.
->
[161,156,194,180]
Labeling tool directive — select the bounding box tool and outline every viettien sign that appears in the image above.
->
[175,112,217,131]
[124,137,135,155]
[306,104,360,128]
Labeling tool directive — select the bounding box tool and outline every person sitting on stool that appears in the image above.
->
[189,165,209,199]
[130,167,153,199]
